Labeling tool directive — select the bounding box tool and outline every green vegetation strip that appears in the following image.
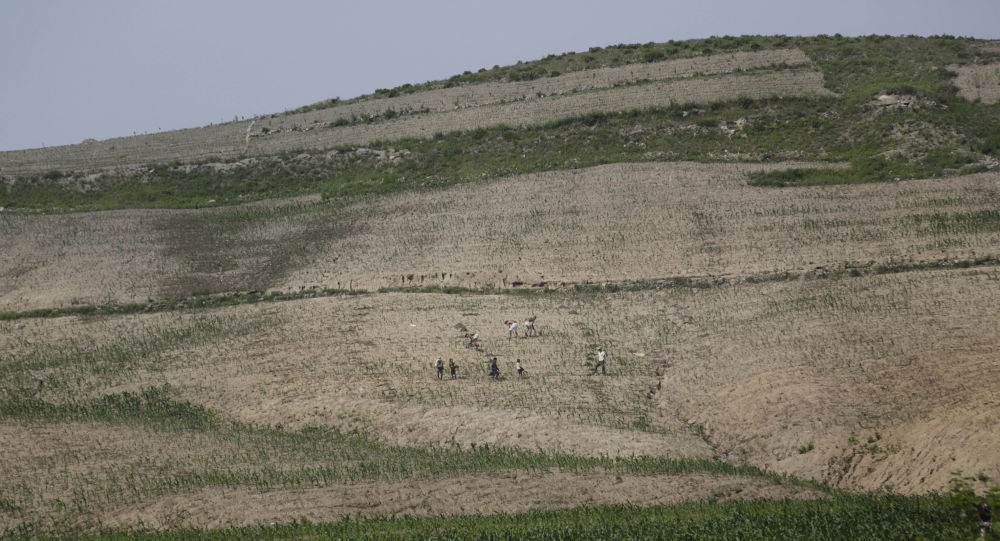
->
[0,288,363,321]
[20,495,988,540]
[3,256,998,322]
[1,385,215,431]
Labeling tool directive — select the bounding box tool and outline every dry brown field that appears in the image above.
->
[1,267,995,531]
[0,49,818,174]
[0,396,821,535]
[950,62,1000,104]
[287,162,999,292]
[0,195,327,310]
[3,161,1000,534]
[4,162,1000,312]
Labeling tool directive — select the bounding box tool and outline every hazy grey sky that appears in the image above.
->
[1,0,998,151]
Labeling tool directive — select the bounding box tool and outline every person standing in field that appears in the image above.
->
[593,347,607,375]
[516,359,524,377]
[449,358,458,379]
[435,358,444,380]
[489,357,500,379]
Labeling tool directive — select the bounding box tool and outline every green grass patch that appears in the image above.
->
[15,494,984,541]
[907,209,1000,235]
[0,385,216,431]
[0,287,365,322]
[748,153,989,187]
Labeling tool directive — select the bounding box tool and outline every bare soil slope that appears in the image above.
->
[2,262,996,533]
[287,163,1000,292]
[951,62,1000,104]
[5,163,999,313]
[4,166,1000,533]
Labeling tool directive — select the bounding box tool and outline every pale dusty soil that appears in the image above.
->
[648,268,1000,494]
[0,293,779,535]
[0,207,185,310]
[2,267,997,532]
[181,275,997,496]
[0,195,326,311]
[5,163,1000,312]
[142,293,715,460]
[4,266,997,500]
[0,121,249,174]
[950,62,1000,104]
[284,163,1000,292]
[0,292,714,460]
[3,161,1000,533]
[100,472,822,532]
[0,49,812,173]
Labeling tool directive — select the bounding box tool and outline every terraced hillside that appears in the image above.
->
[2,35,1000,539]
[0,48,820,174]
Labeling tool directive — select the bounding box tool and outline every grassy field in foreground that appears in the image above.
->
[0,387,823,537]
[13,495,993,541]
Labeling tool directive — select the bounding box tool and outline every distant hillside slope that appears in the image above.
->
[1,35,998,212]
[0,49,819,174]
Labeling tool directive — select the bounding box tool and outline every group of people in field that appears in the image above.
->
[502,315,536,339]
[436,355,527,381]
[433,357,459,380]
[437,315,608,380]
[464,316,536,347]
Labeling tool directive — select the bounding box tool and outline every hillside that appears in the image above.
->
[2,35,1000,539]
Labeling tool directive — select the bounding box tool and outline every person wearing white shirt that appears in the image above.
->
[594,348,607,375]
